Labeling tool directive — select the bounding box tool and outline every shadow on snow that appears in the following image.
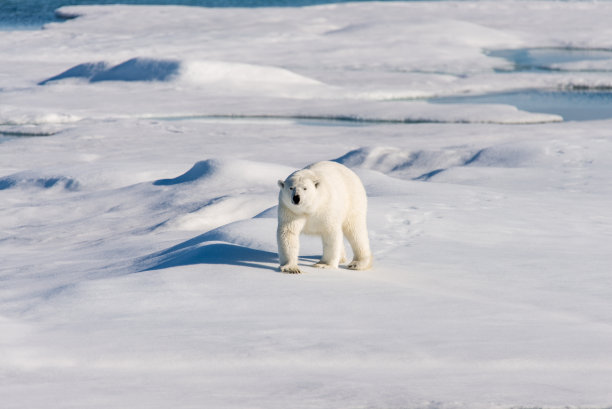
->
[141,229,279,273]
[39,58,180,85]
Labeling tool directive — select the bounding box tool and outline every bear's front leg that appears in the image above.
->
[313,228,344,269]
[277,219,304,274]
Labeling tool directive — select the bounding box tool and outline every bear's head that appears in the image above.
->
[278,170,319,214]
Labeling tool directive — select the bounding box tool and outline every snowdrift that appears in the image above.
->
[335,142,565,181]
[39,57,328,95]
[153,158,293,188]
[152,158,291,232]
[142,218,279,272]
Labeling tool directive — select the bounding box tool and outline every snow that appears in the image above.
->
[1,1,612,408]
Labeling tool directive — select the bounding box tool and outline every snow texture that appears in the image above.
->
[1,2,612,409]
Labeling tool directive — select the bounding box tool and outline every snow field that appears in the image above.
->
[2,116,612,408]
[1,2,612,408]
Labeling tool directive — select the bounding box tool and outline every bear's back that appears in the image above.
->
[306,161,365,194]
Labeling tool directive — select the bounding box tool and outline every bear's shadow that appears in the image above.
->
[143,241,276,273]
[141,230,322,273]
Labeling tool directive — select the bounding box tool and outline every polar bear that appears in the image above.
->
[277,161,372,274]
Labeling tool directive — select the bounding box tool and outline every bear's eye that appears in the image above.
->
[303,187,307,190]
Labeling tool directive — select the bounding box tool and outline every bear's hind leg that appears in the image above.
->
[344,219,372,270]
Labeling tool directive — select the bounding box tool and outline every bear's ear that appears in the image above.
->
[314,179,320,188]
[277,180,284,189]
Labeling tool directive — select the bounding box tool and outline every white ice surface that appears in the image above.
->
[1,2,612,409]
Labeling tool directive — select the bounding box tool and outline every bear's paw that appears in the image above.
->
[280,264,303,274]
[312,262,336,269]
[347,259,372,270]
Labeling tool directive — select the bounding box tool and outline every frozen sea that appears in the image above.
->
[1,1,612,409]
[0,0,425,29]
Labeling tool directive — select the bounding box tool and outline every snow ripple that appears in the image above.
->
[0,172,80,191]
[153,158,293,189]
[335,142,567,181]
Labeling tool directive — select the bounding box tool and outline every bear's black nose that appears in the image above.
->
[292,195,300,205]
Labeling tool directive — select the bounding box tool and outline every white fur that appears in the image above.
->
[277,161,372,274]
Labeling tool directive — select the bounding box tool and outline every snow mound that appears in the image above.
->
[141,218,279,272]
[91,58,180,82]
[39,58,323,90]
[0,111,82,126]
[336,143,560,181]
[0,124,65,137]
[0,172,80,191]
[466,143,550,168]
[152,158,290,234]
[162,194,277,232]
[40,58,180,84]
[153,160,218,186]
[38,62,109,85]
[147,241,279,272]
[181,60,322,87]
[335,146,475,180]
[154,158,293,189]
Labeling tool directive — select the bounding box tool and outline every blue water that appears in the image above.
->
[431,90,612,122]
[488,48,612,72]
[0,0,433,29]
[6,0,610,30]
[433,47,612,121]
